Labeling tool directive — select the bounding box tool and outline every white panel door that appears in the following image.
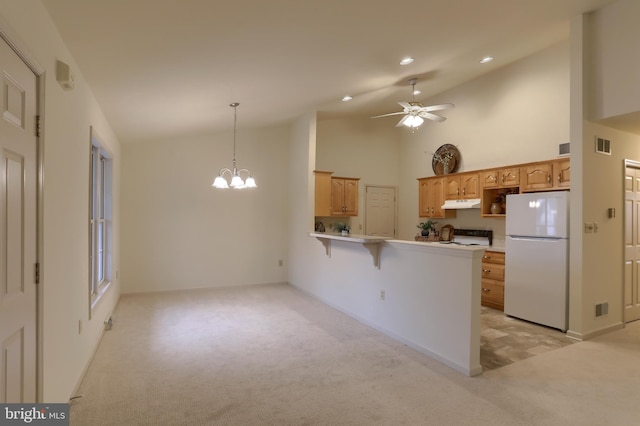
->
[624,166,640,323]
[0,37,37,402]
[364,186,396,237]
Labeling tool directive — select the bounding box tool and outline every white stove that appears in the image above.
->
[445,229,493,246]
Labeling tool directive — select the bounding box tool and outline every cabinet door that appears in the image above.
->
[554,159,570,188]
[314,171,332,216]
[418,177,447,218]
[444,176,461,200]
[418,179,431,217]
[343,178,359,216]
[330,179,346,215]
[522,163,553,191]
[481,170,499,188]
[461,173,480,199]
[500,167,520,187]
[431,178,446,218]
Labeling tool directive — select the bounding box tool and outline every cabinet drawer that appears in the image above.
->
[481,279,504,308]
[482,251,505,265]
[481,263,504,281]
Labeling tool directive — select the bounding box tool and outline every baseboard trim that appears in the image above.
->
[566,321,624,341]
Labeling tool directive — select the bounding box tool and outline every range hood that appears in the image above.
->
[441,198,481,209]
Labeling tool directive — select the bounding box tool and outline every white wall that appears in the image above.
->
[121,125,290,293]
[589,0,640,120]
[577,122,640,336]
[316,118,401,232]
[567,0,640,338]
[0,0,121,402]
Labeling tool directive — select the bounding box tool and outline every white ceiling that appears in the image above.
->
[41,0,616,143]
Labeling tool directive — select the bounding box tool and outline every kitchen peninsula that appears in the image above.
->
[305,233,485,376]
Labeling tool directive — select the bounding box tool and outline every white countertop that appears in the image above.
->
[309,232,392,243]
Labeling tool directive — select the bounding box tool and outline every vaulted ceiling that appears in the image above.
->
[41,0,616,143]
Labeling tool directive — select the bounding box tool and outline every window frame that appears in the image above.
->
[89,126,113,316]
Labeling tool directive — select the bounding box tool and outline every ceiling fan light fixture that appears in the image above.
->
[370,78,453,129]
[403,115,424,128]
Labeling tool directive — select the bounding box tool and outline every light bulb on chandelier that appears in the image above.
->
[212,102,257,189]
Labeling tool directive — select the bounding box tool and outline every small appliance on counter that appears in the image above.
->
[314,221,325,232]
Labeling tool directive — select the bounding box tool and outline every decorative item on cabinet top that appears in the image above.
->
[432,144,460,175]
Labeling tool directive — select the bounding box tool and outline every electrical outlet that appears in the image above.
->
[584,222,594,233]
[593,222,599,233]
[380,290,386,301]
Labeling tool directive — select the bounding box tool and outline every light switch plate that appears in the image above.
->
[584,222,594,233]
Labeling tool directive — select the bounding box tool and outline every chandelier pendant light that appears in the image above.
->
[212,102,257,189]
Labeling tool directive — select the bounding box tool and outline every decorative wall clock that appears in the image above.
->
[432,144,460,175]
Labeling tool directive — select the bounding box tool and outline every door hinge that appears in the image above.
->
[35,115,41,137]
[34,263,40,284]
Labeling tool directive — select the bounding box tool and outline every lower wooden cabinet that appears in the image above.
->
[481,250,505,311]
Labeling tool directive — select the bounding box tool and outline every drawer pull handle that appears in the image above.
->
[482,269,491,273]
[482,288,491,292]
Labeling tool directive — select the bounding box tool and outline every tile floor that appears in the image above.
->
[480,306,576,371]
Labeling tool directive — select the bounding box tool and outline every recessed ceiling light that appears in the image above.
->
[480,56,494,64]
[400,57,414,65]
[342,95,353,102]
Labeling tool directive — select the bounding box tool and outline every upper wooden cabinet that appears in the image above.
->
[481,167,520,188]
[418,177,455,219]
[444,173,480,200]
[521,160,570,192]
[331,177,359,216]
[314,172,359,217]
[419,158,568,220]
[554,159,571,189]
[314,171,333,216]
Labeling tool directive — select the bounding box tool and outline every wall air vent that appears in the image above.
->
[595,302,608,317]
[595,137,611,155]
[558,142,570,157]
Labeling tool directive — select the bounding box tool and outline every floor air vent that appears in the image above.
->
[595,137,611,155]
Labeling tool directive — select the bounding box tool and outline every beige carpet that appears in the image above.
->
[70,283,640,425]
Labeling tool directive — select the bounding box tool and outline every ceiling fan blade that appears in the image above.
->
[423,103,455,112]
[397,101,412,109]
[371,111,407,119]
[396,115,411,127]
[419,111,447,122]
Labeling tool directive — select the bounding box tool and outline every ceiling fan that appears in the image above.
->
[372,78,454,128]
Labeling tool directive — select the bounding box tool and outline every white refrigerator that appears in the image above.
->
[505,191,569,331]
